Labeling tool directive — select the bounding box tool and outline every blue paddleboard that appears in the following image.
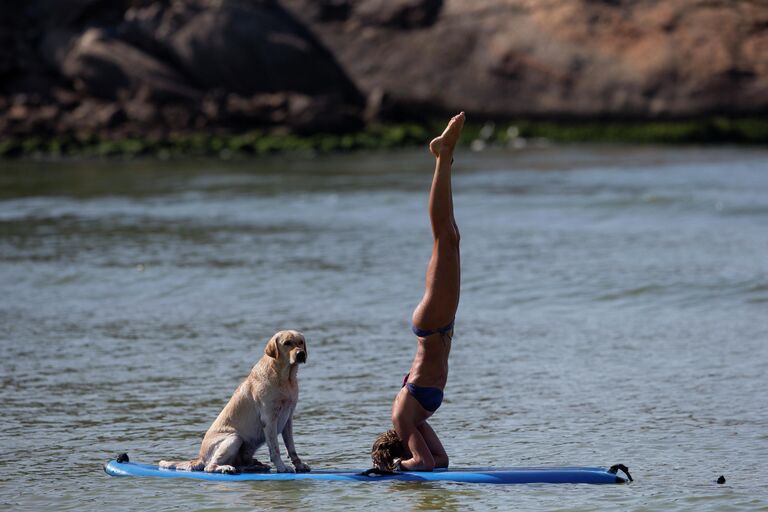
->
[104,459,629,484]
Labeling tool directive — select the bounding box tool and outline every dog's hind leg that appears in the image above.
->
[159,458,204,471]
[240,460,271,473]
[203,434,243,474]
[237,442,271,472]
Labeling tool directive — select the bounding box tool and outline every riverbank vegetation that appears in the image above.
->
[2,117,766,159]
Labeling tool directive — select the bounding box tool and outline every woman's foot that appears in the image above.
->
[429,112,465,159]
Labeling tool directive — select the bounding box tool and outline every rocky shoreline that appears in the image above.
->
[2,0,767,157]
[4,117,767,159]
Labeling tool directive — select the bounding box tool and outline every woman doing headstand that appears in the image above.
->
[371,112,465,472]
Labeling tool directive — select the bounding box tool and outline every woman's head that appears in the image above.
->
[371,429,410,472]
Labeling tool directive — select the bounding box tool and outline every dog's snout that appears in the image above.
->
[296,350,307,363]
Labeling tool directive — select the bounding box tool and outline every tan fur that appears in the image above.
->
[159,330,310,474]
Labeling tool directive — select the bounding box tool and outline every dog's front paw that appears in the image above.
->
[217,465,238,475]
[275,464,295,473]
[293,462,311,473]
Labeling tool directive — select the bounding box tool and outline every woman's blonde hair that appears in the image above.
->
[371,429,410,472]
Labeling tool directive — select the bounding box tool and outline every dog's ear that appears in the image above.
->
[265,334,279,359]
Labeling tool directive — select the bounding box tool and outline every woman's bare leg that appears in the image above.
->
[392,388,435,470]
[412,112,465,330]
[418,421,449,468]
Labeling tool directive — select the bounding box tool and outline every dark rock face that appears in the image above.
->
[46,28,200,102]
[1,0,365,140]
[356,0,443,29]
[282,0,768,119]
[132,0,361,98]
[291,0,444,27]
[312,0,353,22]
[3,0,768,143]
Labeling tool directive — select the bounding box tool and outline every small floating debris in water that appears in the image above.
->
[717,475,726,484]
[479,122,496,141]
[471,139,486,152]
[510,137,528,149]
[471,122,497,151]
[505,125,530,149]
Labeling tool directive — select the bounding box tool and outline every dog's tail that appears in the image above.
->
[158,458,204,471]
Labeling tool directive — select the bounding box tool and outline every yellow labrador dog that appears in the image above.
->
[159,330,310,474]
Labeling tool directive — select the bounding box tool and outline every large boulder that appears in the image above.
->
[281,0,768,119]
[1,0,366,137]
[43,27,200,102]
[283,0,443,27]
[356,0,443,29]
[124,0,363,103]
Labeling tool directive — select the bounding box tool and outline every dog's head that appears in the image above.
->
[265,330,307,366]
[371,429,410,472]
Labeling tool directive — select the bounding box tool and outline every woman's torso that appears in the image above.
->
[407,334,452,389]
